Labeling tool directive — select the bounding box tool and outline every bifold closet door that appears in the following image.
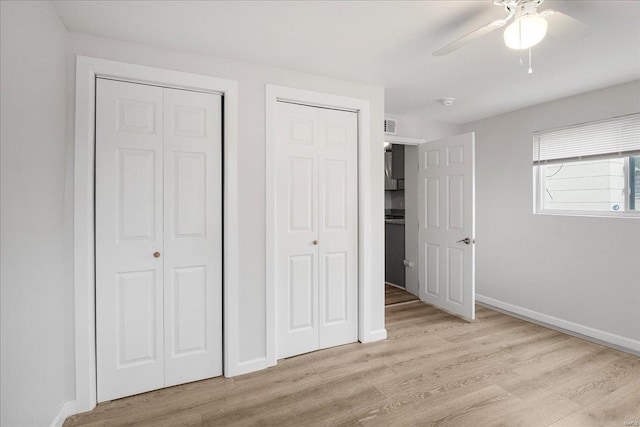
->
[96,79,165,402]
[275,101,358,360]
[96,78,222,402]
[276,102,320,359]
[163,87,222,387]
[317,108,358,351]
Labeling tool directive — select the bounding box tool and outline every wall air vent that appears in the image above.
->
[384,118,397,135]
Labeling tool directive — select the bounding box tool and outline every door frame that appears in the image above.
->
[265,85,379,367]
[73,56,239,413]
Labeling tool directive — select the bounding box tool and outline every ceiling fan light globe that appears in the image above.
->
[504,14,548,50]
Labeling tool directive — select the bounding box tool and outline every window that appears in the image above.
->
[533,113,640,216]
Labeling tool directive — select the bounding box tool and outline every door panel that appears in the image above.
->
[289,157,315,232]
[317,108,358,350]
[425,244,440,296]
[288,255,315,330]
[170,266,207,355]
[323,252,347,323]
[322,160,348,230]
[116,270,158,366]
[425,177,440,228]
[172,152,207,239]
[96,79,165,402]
[117,149,157,240]
[276,102,358,359]
[163,88,222,387]
[418,133,475,320]
[447,247,464,304]
[447,175,464,230]
[276,102,319,358]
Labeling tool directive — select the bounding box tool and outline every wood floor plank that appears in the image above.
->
[64,303,640,427]
[385,284,419,306]
[359,385,521,427]
[64,378,236,426]
[373,362,518,402]
[415,385,523,427]
[549,380,640,427]
[555,352,640,407]
[498,347,623,400]
[478,392,581,427]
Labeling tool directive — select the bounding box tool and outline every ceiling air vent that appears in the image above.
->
[384,118,397,135]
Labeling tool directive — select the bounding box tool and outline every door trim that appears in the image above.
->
[73,56,239,413]
[265,85,381,367]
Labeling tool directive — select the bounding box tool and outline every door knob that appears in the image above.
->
[153,252,161,258]
[456,238,472,245]
[313,240,319,245]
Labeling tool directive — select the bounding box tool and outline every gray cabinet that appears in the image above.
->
[385,145,405,190]
[391,144,404,180]
[385,223,405,287]
[384,151,397,190]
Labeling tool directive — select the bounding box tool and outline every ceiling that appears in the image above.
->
[52,0,640,124]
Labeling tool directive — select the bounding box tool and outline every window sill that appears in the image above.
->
[534,210,640,219]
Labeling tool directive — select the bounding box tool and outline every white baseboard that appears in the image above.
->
[361,328,387,343]
[50,400,76,427]
[476,294,640,355]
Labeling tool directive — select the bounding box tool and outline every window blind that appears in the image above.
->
[533,113,640,165]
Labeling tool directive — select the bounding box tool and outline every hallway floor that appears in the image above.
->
[385,283,419,306]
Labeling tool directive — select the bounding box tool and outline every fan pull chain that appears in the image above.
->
[528,47,533,74]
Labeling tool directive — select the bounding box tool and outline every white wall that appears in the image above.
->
[462,80,640,348]
[0,1,75,426]
[65,33,386,373]
[1,2,386,422]
[384,114,461,296]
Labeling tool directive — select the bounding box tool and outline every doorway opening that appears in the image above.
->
[384,142,406,290]
[383,134,423,307]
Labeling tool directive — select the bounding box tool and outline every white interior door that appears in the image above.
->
[275,102,358,359]
[96,79,165,402]
[275,102,319,358]
[162,88,222,387]
[418,133,475,320]
[317,108,358,350]
[96,79,222,402]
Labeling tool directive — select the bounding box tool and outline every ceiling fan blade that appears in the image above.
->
[433,19,506,56]
[540,9,593,40]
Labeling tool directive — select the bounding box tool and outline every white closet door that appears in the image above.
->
[276,102,358,359]
[163,88,222,386]
[276,102,320,359]
[96,79,165,402]
[96,79,222,402]
[317,108,358,350]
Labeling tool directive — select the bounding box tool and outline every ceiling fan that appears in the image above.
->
[433,0,591,58]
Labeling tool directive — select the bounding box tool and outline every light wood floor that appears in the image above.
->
[64,302,640,426]
[385,283,419,306]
